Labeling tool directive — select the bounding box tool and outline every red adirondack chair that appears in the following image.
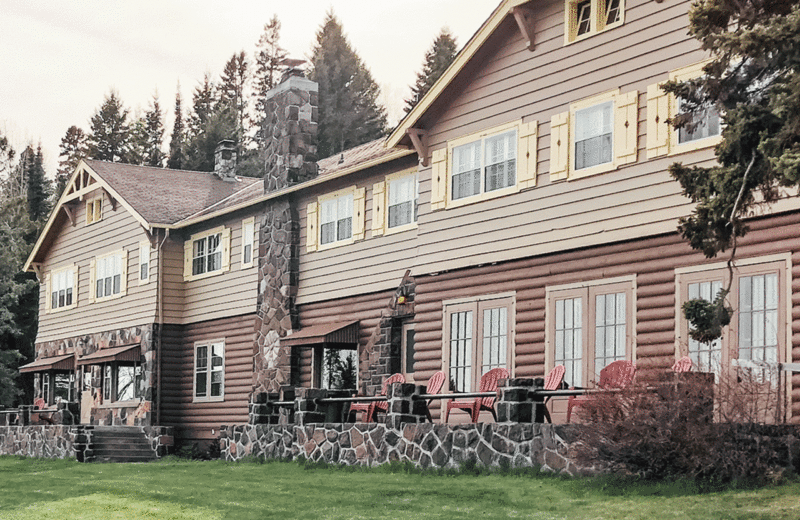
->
[541,364,566,423]
[671,355,693,373]
[348,373,405,422]
[566,360,636,423]
[424,371,446,422]
[445,367,510,423]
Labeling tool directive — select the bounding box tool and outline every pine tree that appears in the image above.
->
[56,126,87,198]
[87,90,130,162]
[309,11,387,158]
[168,87,186,170]
[189,74,216,138]
[26,143,51,222]
[218,51,249,143]
[143,94,165,167]
[253,15,288,148]
[405,28,458,114]
[0,131,17,199]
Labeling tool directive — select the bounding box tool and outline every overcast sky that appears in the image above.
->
[0,1,494,176]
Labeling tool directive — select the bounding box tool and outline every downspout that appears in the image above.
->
[155,228,169,425]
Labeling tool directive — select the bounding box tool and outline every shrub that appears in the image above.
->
[570,368,799,484]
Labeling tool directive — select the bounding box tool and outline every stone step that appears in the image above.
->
[85,427,157,463]
[95,454,156,463]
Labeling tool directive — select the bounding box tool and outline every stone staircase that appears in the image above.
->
[90,426,158,463]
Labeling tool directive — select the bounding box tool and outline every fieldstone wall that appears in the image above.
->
[0,426,80,459]
[219,422,584,474]
[34,324,157,427]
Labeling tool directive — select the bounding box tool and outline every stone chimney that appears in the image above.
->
[262,66,318,192]
[214,140,237,182]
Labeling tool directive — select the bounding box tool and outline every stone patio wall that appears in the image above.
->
[0,426,80,459]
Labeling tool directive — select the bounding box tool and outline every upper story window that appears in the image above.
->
[241,217,255,268]
[95,251,125,300]
[430,120,538,211]
[86,196,102,225]
[183,226,231,281]
[388,173,419,228]
[321,193,353,245]
[574,101,613,170]
[48,265,77,312]
[677,98,721,146]
[306,186,366,252]
[139,241,150,284]
[566,0,624,44]
[194,340,225,402]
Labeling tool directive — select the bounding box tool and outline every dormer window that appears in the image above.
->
[86,196,102,225]
[565,0,625,44]
[576,1,591,36]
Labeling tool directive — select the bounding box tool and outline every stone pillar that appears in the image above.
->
[252,73,319,397]
[496,378,541,423]
[385,383,427,429]
[294,387,328,425]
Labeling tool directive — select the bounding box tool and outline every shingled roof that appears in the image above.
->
[85,160,260,226]
[318,138,396,176]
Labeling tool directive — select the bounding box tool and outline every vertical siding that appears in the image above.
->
[37,190,156,342]
[160,314,255,441]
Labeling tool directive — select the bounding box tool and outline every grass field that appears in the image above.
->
[1,456,799,520]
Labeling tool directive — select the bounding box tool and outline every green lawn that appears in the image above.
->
[1,456,799,520]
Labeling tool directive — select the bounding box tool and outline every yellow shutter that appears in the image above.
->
[430,148,447,211]
[183,241,192,280]
[646,82,670,158]
[94,198,102,222]
[89,258,96,303]
[549,112,569,181]
[614,90,639,165]
[306,202,318,252]
[221,227,231,272]
[85,201,92,225]
[352,187,366,241]
[371,181,386,236]
[44,272,51,313]
[517,120,538,190]
[120,250,129,295]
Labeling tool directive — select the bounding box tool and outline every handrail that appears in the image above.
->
[314,395,386,405]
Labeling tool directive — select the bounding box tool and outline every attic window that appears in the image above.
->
[86,196,102,225]
[565,0,624,44]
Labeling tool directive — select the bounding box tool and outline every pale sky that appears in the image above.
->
[0,1,494,177]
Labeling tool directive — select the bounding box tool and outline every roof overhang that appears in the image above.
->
[19,353,75,373]
[281,321,360,348]
[77,344,142,365]
[387,0,533,150]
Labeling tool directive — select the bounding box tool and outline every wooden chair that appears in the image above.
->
[424,371,446,422]
[566,360,636,423]
[445,368,510,423]
[33,398,46,410]
[348,373,405,422]
[540,364,566,423]
[671,355,693,373]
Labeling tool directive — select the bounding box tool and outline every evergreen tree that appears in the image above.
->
[0,131,17,199]
[309,11,387,158]
[126,114,149,166]
[87,90,130,162]
[188,74,216,138]
[56,126,87,198]
[167,87,186,170]
[405,28,458,114]
[26,143,51,222]
[218,51,249,144]
[185,74,237,171]
[252,15,287,148]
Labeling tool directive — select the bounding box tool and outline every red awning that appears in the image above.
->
[19,353,75,373]
[281,321,360,348]
[77,344,141,365]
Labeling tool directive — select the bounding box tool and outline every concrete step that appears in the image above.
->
[86,426,157,463]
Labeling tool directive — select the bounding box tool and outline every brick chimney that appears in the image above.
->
[214,140,237,182]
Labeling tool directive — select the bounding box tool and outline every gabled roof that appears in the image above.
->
[387,0,530,149]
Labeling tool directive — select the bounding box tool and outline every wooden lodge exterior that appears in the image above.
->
[21,0,800,442]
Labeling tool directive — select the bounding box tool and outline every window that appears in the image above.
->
[676,256,788,382]
[103,365,112,401]
[194,341,224,401]
[565,0,624,43]
[183,226,230,281]
[48,265,77,312]
[646,61,723,158]
[100,363,142,403]
[443,294,514,393]
[86,196,102,225]
[139,241,150,284]
[53,372,75,403]
[402,322,416,381]
[42,373,51,403]
[547,278,635,387]
[93,251,126,300]
[452,129,516,201]
[388,174,419,229]
[550,90,638,181]
[306,186,366,252]
[315,347,357,390]
[241,217,255,268]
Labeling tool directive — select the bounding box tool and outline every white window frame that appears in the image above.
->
[386,171,419,233]
[86,195,103,225]
[241,217,255,269]
[446,121,519,208]
[669,61,723,155]
[193,340,225,402]
[138,240,150,285]
[318,188,355,248]
[184,225,230,281]
[545,276,636,388]
[442,293,516,393]
[569,90,619,179]
[93,249,127,302]
[564,0,625,44]
[48,264,78,313]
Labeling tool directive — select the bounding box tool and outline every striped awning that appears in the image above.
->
[77,344,141,365]
[281,321,360,348]
[19,353,75,373]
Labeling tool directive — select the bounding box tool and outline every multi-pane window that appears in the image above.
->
[103,365,112,401]
[574,101,613,170]
[738,273,779,365]
[241,218,255,266]
[53,373,74,403]
[318,348,357,390]
[445,296,514,392]
[566,0,624,43]
[96,253,123,299]
[548,280,633,387]
[451,129,517,201]
[320,193,353,245]
[605,0,621,25]
[402,323,416,378]
[195,341,224,401]
[687,280,723,378]
[677,100,721,145]
[388,174,418,229]
[192,233,222,276]
[51,268,75,310]
[576,1,591,36]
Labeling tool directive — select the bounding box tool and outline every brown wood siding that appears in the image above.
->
[296,289,396,387]
[413,213,800,423]
[160,314,255,441]
[37,189,156,343]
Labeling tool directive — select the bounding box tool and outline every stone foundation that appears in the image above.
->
[219,422,587,475]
